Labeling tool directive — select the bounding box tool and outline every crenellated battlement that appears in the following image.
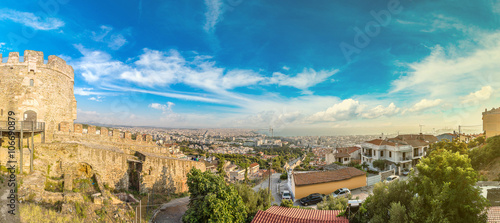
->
[483,107,500,115]
[0,50,74,80]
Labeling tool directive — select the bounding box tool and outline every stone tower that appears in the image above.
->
[0,50,77,140]
[483,107,500,138]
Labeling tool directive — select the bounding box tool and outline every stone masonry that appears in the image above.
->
[0,50,77,141]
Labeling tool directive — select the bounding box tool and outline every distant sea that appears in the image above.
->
[254,126,476,137]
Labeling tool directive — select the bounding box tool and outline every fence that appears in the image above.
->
[0,121,45,132]
[366,175,381,186]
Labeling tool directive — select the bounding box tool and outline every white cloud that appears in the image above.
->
[89,96,103,102]
[407,99,442,112]
[0,9,64,30]
[270,68,338,93]
[91,25,128,50]
[74,87,106,96]
[308,99,365,122]
[73,46,335,97]
[362,103,400,119]
[391,33,500,99]
[149,102,183,122]
[282,66,290,71]
[308,99,402,122]
[203,0,224,33]
[73,44,128,82]
[461,86,493,104]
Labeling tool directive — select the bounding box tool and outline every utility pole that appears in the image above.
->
[268,160,272,204]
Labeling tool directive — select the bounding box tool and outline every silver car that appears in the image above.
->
[332,188,351,198]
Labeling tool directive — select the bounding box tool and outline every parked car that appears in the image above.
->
[386,175,400,182]
[281,190,292,200]
[299,193,323,206]
[401,168,410,176]
[332,188,351,198]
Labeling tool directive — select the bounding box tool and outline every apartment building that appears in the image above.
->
[360,134,437,173]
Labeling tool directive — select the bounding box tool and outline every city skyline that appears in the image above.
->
[1,1,499,133]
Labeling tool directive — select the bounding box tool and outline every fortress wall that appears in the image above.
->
[141,154,206,193]
[0,50,77,141]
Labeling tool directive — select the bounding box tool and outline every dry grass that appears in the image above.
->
[20,203,83,223]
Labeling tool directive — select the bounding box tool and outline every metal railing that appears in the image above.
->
[0,121,45,132]
[399,156,412,161]
[363,153,373,157]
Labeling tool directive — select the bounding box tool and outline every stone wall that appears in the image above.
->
[38,142,205,194]
[0,50,77,141]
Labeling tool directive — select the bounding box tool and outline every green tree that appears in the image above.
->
[410,149,489,223]
[429,139,468,155]
[183,168,247,223]
[234,183,273,222]
[470,135,500,170]
[355,180,413,223]
[388,202,407,223]
[317,195,349,211]
[280,199,294,208]
[355,149,489,223]
[217,157,226,177]
[372,159,386,171]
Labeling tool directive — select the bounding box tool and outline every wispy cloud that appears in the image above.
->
[0,8,64,30]
[72,45,337,101]
[270,68,338,94]
[407,99,442,113]
[91,25,128,50]
[391,32,500,99]
[149,102,183,122]
[89,96,104,102]
[307,99,400,122]
[203,0,224,33]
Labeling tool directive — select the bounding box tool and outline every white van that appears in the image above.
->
[281,190,292,200]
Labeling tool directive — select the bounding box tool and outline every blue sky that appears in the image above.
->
[1,0,500,135]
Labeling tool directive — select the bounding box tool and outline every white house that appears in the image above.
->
[325,146,361,165]
[360,134,437,173]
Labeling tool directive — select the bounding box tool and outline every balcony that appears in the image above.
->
[413,152,423,158]
[363,153,373,157]
[0,121,45,132]
[399,157,412,162]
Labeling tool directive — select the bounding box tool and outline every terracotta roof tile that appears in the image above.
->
[251,206,349,223]
[489,206,500,223]
[293,167,366,186]
[250,163,259,168]
[366,139,396,146]
[336,146,360,154]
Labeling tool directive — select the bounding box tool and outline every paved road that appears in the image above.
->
[253,173,282,205]
[150,196,189,223]
[0,173,20,223]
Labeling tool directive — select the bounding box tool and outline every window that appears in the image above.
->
[1,109,3,116]
[389,151,392,157]
[380,151,384,157]
[30,79,34,86]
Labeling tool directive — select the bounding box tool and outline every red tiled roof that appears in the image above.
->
[336,146,360,154]
[489,206,500,223]
[250,163,259,168]
[251,206,348,223]
[335,152,350,158]
[366,139,396,146]
[293,167,366,186]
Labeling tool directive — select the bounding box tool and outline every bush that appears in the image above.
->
[280,173,288,180]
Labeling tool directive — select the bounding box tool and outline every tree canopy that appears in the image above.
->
[354,148,489,223]
[183,168,247,223]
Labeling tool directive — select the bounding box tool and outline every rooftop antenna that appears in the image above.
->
[419,124,425,134]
